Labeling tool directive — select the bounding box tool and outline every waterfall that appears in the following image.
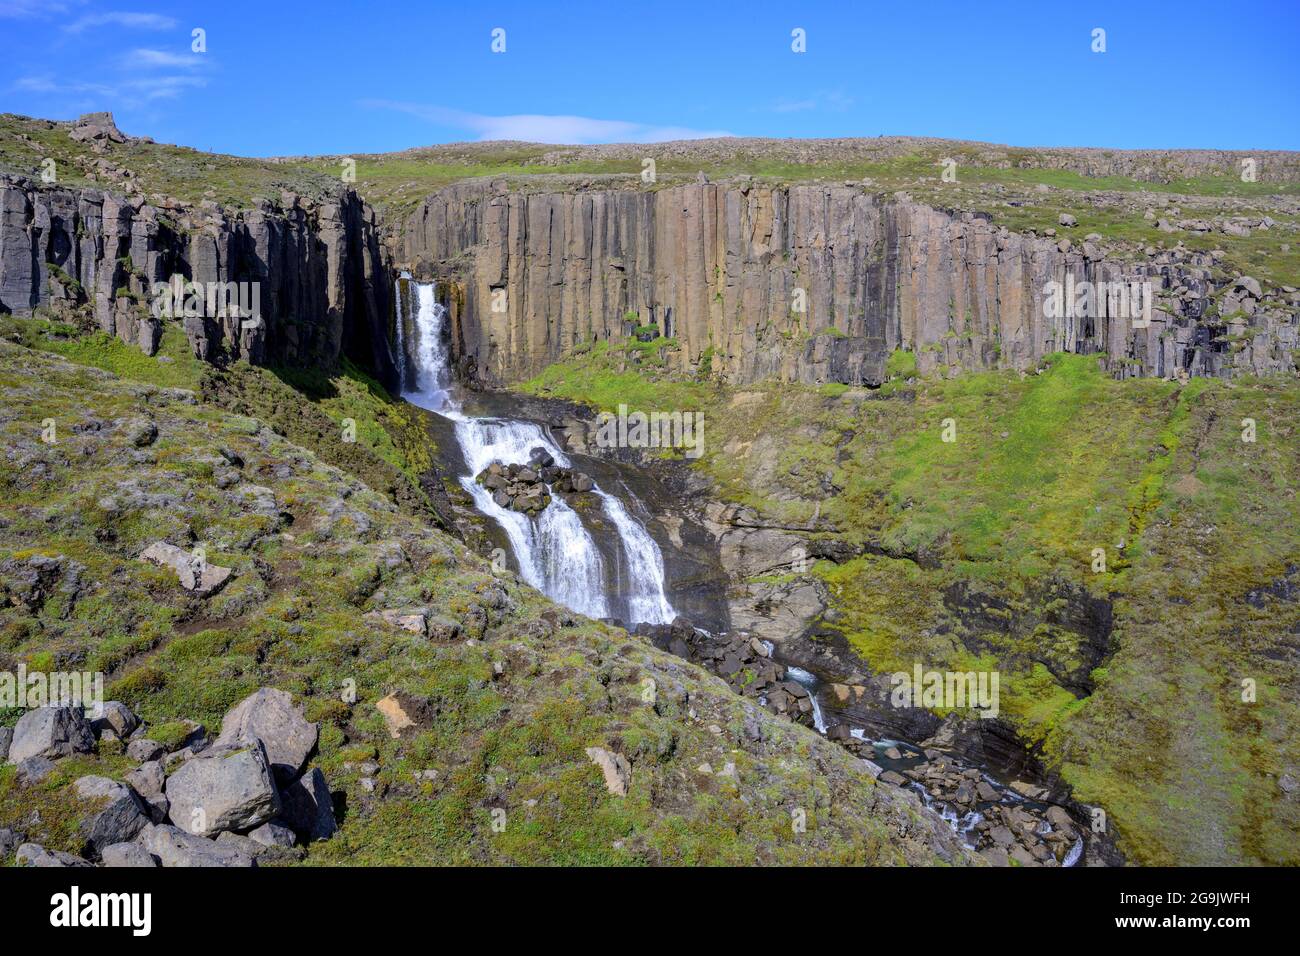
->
[399,280,675,626]
[599,490,675,624]
[392,276,406,392]
[785,666,828,734]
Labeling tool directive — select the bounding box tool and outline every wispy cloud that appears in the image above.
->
[64,11,176,33]
[14,71,206,104]
[770,89,855,114]
[0,0,76,19]
[121,48,205,70]
[363,101,732,144]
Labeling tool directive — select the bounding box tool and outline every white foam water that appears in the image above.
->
[399,280,675,626]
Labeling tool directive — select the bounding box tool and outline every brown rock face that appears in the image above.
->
[0,178,397,387]
[400,180,1297,385]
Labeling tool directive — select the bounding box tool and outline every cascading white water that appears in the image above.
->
[785,666,828,734]
[599,490,675,624]
[398,280,675,626]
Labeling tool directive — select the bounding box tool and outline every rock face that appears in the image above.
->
[7,705,96,763]
[0,177,397,388]
[401,180,1297,385]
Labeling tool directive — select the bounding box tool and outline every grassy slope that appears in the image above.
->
[521,339,1300,865]
[0,339,972,867]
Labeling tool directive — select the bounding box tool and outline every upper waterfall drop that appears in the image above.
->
[398,280,676,627]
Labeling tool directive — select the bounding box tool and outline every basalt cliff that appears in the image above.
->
[402,178,1298,387]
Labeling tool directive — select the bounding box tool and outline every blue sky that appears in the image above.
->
[2,0,1297,156]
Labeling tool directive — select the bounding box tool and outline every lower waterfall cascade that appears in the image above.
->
[397,279,676,626]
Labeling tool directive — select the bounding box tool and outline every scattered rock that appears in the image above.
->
[7,705,96,763]
[15,755,55,785]
[164,742,280,837]
[101,842,158,867]
[93,700,139,740]
[248,821,297,848]
[139,541,232,596]
[137,824,255,868]
[584,747,631,796]
[127,738,166,763]
[16,843,92,867]
[72,775,150,857]
[215,688,318,784]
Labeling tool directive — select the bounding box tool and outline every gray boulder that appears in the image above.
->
[92,701,139,740]
[164,742,280,837]
[16,843,92,867]
[7,705,96,763]
[124,760,165,797]
[101,842,157,867]
[139,541,232,596]
[72,775,150,857]
[215,688,318,784]
[136,824,256,868]
[278,767,336,842]
[248,821,297,848]
[15,755,55,785]
[125,760,169,822]
[126,738,166,763]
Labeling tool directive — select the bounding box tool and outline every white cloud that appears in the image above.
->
[363,101,731,144]
[64,11,177,33]
[770,90,855,114]
[0,0,75,19]
[122,48,205,70]
[14,71,206,104]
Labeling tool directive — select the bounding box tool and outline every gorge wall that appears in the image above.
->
[400,179,1298,387]
[0,175,397,386]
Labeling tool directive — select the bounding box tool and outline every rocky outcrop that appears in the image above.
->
[0,175,397,386]
[401,179,1297,386]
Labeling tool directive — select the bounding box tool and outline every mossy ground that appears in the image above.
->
[522,338,1300,866]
